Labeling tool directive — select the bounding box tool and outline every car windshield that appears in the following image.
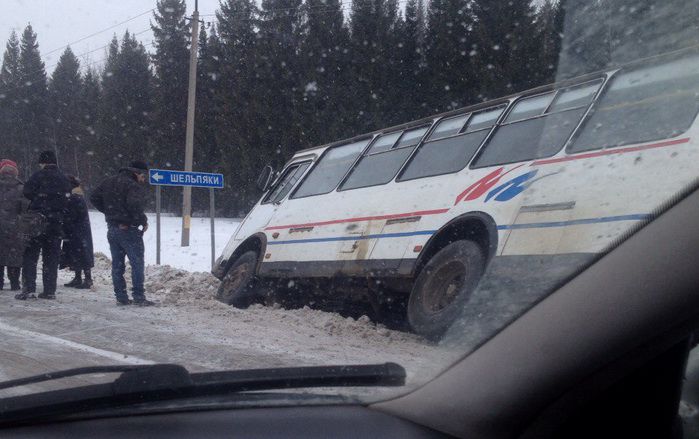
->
[0,0,698,415]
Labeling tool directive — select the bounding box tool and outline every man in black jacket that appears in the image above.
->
[16,150,71,300]
[90,161,154,306]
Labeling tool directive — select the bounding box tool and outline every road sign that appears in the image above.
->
[150,168,224,266]
[149,169,224,189]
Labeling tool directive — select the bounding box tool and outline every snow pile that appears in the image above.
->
[89,254,427,346]
[273,305,417,343]
[93,252,111,271]
[146,265,219,305]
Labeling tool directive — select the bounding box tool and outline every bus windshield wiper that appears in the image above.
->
[0,362,406,425]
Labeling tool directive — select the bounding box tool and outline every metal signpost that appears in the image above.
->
[149,169,225,270]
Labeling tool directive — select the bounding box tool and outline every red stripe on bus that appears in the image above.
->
[265,208,450,231]
[532,137,690,166]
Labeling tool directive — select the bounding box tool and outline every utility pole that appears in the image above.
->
[181,0,201,246]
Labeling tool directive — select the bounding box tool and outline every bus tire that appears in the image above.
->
[216,251,260,308]
[408,240,485,340]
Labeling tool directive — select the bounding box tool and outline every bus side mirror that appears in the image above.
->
[256,165,274,192]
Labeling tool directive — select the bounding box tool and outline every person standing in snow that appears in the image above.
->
[17,150,72,300]
[60,176,94,289]
[0,159,26,292]
[90,161,154,306]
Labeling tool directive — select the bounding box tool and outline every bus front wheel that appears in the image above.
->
[408,240,485,340]
[216,251,260,308]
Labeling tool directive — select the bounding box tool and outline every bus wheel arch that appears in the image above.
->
[224,233,268,276]
[408,212,497,339]
[413,211,498,278]
[217,234,268,308]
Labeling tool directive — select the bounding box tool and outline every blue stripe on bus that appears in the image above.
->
[496,214,652,230]
[266,214,651,245]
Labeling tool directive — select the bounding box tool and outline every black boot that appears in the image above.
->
[75,270,93,289]
[64,270,82,287]
[15,288,36,300]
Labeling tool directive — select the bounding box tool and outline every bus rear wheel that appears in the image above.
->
[216,251,260,308]
[408,240,485,340]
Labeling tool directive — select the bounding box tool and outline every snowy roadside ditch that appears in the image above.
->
[89,253,445,367]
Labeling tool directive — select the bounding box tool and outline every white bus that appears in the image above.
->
[213,49,699,338]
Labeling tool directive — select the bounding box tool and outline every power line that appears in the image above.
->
[44,8,154,57]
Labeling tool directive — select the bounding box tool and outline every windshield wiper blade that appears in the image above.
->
[0,363,406,425]
[0,365,154,392]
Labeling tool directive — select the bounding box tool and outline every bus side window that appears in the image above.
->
[398,106,504,181]
[569,54,699,153]
[473,80,602,168]
[340,125,430,191]
[262,162,311,204]
[291,139,369,199]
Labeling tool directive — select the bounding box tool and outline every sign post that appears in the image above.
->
[149,169,225,268]
[210,188,215,270]
[156,186,161,265]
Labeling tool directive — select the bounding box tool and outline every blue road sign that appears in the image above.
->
[149,169,224,189]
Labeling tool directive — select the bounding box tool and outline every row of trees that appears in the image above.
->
[7,0,676,216]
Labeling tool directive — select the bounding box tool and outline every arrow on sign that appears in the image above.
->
[152,172,164,182]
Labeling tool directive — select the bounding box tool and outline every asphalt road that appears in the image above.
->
[0,269,442,400]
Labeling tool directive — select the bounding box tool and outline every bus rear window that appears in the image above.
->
[473,80,602,167]
[291,139,368,198]
[569,54,699,153]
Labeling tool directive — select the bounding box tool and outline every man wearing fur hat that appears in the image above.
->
[0,159,26,292]
[16,150,71,300]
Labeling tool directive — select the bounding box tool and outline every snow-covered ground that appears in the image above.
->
[0,213,456,398]
[88,211,240,272]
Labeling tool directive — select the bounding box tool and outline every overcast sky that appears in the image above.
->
[0,0,221,74]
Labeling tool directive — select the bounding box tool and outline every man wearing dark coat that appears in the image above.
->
[16,150,71,300]
[0,159,26,291]
[90,161,154,306]
[60,176,94,289]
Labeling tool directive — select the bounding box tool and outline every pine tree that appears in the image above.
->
[396,0,428,121]
[0,31,23,174]
[80,67,101,188]
[49,47,82,176]
[151,0,189,165]
[299,0,352,145]
[424,0,474,112]
[556,0,611,78]
[151,0,190,211]
[258,0,304,159]
[533,0,565,85]
[349,0,403,130]
[99,32,153,174]
[17,24,51,170]
[470,0,539,100]
[98,36,122,171]
[215,0,264,214]
[193,26,222,212]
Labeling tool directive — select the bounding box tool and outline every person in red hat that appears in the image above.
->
[0,159,26,291]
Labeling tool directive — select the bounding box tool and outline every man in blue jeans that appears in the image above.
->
[90,161,154,306]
